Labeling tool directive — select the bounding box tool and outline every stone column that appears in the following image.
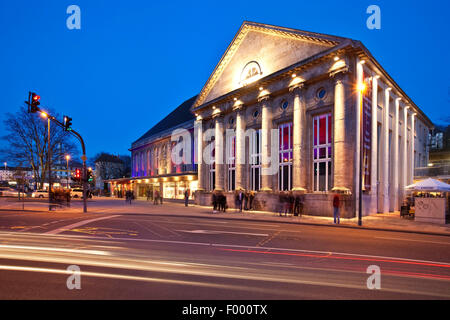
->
[290,83,307,192]
[392,97,400,211]
[410,112,416,184]
[260,94,273,192]
[194,119,205,191]
[234,103,245,190]
[214,114,225,191]
[401,106,409,198]
[370,76,378,212]
[381,87,391,213]
[330,68,352,193]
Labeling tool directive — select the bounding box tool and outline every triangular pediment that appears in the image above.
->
[193,21,346,108]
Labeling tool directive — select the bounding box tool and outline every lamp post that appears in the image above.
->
[41,111,52,210]
[66,155,70,189]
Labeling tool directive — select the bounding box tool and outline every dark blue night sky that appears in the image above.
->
[1,0,449,161]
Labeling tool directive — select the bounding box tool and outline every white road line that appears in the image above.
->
[176,229,269,237]
[374,236,450,246]
[44,215,121,235]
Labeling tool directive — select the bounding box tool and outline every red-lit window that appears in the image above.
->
[313,113,332,191]
[279,123,293,191]
[227,135,236,191]
[250,129,262,191]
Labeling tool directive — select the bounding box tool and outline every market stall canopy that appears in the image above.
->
[405,178,450,192]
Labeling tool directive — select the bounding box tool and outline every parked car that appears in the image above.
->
[0,187,19,197]
[71,188,84,198]
[31,190,49,198]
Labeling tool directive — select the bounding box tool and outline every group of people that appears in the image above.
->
[211,190,227,212]
[277,191,304,217]
[125,190,135,204]
[145,189,163,205]
[235,189,255,212]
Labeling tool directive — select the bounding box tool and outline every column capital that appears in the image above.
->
[257,93,271,103]
[212,112,223,120]
[232,101,244,112]
[329,66,349,79]
[289,81,305,93]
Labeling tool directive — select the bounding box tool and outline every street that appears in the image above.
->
[0,198,449,299]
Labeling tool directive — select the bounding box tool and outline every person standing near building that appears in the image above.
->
[238,189,244,212]
[212,191,218,212]
[249,191,255,210]
[333,193,340,224]
[184,188,190,207]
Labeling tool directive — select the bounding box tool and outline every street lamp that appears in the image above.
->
[41,111,52,210]
[3,162,6,171]
[66,155,70,189]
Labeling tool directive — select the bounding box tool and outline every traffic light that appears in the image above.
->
[74,168,81,180]
[87,168,93,182]
[28,92,41,113]
[63,115,72,131]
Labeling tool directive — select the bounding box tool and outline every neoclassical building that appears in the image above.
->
[191,21,433,217]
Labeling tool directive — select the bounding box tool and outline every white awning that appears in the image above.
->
[405,178,450,192]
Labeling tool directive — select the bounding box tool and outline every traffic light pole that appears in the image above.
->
[69,129,88,213]
[26,93,88,213]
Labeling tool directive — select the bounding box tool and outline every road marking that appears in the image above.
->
[374,236,450,246]
[44,215,121,235]
[176,229,268,237]
[0,244,110,256]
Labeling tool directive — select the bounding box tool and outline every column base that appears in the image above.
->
[292,187,307,193]
[259,187,272,192]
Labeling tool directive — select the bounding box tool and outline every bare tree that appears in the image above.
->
[0,106,79,189]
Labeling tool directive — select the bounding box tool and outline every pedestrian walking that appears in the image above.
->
[333,193,340,224]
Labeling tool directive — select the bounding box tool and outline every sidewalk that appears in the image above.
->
[1,197,449,236]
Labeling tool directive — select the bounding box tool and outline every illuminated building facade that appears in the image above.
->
[192,22,433,217]
[110,96,198,200]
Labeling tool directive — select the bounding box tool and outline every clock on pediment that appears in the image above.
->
[239,61,262,86]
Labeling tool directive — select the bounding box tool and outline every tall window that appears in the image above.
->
[141,152,145,176]
[279,123,293,191]
[313,113,332,191]
[227,135,236,191]
[155,148,159,175]
[209,138,216,191]
[250,129,262,191]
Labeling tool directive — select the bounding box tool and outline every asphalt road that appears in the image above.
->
[0,198,449,299]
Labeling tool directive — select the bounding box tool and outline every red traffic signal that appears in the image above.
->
[75,168,81,179]
[28,92,41,113]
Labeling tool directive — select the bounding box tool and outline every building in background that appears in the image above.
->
[95,154,125,192]
[109,96,198,200]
